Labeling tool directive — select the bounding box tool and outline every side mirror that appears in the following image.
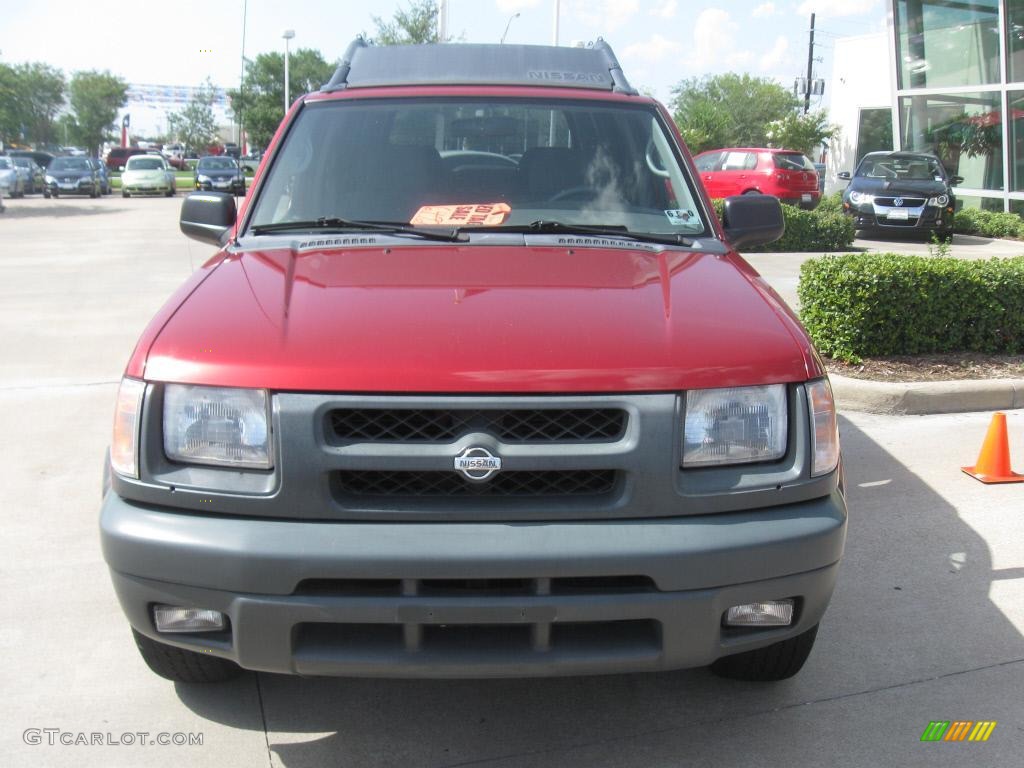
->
[180,191,236,246]
[950,175,964,186]
[837,171,851,180]
[722,194,785,250]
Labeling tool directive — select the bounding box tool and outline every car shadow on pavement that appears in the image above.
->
[1,203,120,218]
[175,415,1023,767]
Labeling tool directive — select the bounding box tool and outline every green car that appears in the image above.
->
[121,155,176,198]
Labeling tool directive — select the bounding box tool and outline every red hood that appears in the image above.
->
[138,243,818,392]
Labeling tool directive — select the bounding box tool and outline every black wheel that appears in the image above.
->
[51,190,58,198]
[132,629,242,683]
[122,190,129,198]
[711,623,819,681]
[43,190,50,199]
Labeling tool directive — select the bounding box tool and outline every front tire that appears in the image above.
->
[710,623,819,681]
[122,190,129,198]
[132,629,242,683]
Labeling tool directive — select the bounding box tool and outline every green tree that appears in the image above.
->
[372,0,441,44]
[68,70,127,156]
[764,110,837,157]
[228,48,335,150]
[670,73,799,154]
[13,62,65,146]
[0,62,19,145]
[168,81,219,155]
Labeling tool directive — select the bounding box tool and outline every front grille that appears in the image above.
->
[876,196,925,207]
[294,575,657,597]
[327,407,627,443]
[334,469,617,498]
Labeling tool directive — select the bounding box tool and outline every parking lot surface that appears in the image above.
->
[2,196,1022,767]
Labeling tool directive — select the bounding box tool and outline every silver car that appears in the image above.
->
[0,156,26,198]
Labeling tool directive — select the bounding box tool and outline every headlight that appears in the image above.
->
[807,379,840,476]
[111,378,146,478]
[163,385,271,468]
[849,191,874,205]
[683,385,787,467]
[197,174,211,183]
[927,194,949,207]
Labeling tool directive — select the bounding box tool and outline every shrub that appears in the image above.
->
[712,198,855,252]
[953,208,1024,239]
[798,253,1024,363]
[815,191,844,214]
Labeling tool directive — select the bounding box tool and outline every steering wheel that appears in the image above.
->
[645,138,670,178]
[548,185,601,203]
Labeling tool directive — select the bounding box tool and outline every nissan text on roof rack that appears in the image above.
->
[101,38,847,684]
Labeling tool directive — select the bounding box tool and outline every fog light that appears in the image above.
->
[724,599,794,627]
[153,605,226,633]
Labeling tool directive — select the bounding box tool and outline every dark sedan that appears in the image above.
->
[194,155,246,195]
[44,156,101,198]
[839,151,960,238]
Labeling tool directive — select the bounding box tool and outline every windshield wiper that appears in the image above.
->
[462,220,694,247]
[249,217,465,242]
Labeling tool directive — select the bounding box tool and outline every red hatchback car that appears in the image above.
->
[694,148,821,209]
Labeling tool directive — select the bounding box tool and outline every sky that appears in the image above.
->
[0,0,888,135]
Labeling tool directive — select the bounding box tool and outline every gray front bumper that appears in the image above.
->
[102,489,847,678]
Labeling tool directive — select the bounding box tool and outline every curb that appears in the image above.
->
[830,373,1024,415]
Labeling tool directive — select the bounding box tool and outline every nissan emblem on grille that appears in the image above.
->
[894,197,904,207]
[454,447,502,481]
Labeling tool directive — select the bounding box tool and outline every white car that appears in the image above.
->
[121,155,176,198]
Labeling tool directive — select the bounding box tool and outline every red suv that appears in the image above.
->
[105,146,148,171]
[101,39,846,686]
[695,148,821,209]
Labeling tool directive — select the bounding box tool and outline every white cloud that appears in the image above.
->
[495,0,542,12]
[796,0,880,17]
[568,0,641,29]
[650,0,678,19]
[688,9,751,71]
[623,33,682,64]
[752,2,777,18]
[759,35,789,70]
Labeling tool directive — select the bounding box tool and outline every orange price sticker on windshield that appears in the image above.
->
[411,203,511,227]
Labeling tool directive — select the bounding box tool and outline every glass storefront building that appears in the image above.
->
[891,0,1024,211]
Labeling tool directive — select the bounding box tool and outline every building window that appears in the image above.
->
[1008,0,1024,82]
[899,92,1004,189]
[896,0,1000,89]
[856,108,894,163]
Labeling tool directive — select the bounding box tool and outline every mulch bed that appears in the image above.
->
[825,354,1024,382]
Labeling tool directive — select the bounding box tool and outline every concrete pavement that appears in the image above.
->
[1,196,1022,767]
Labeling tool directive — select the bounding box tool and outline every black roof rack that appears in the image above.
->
[322,37,637,95]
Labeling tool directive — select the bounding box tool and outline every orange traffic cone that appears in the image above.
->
[962,412,1023,484]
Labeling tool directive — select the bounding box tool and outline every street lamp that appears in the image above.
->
[500,12,520,44]
[282,29,295,114]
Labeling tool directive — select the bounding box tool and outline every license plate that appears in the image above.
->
[801,193,812,203]
[59,183,75,190]
[887,209,909,220]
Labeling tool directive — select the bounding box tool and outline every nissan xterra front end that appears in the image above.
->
[101,39,847,684]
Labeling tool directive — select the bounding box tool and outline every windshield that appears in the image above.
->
[50,157,90,171]
[247,98,708,237]
[856,154,944,180]
[198,157,237,170]
[126,157,165,170]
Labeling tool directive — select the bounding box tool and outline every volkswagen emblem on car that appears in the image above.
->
[894,197,904,207]
[454,447,502,481]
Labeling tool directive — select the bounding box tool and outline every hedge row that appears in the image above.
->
[953,208,1024,239]
[798,253,1024,363]
[712,198,855,252]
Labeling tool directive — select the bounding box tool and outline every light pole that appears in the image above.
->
[282,29,295,115]
[500,12,520,44]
